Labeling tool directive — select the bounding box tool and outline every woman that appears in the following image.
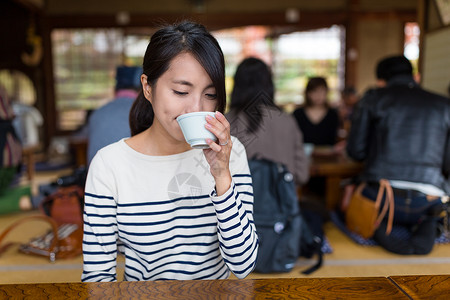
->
[226,57,309,186]
[82,21,258,282]
[293,77,339,146]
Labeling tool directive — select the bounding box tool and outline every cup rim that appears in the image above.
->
[176,111,215,122]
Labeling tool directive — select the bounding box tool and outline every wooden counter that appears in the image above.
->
[2,276,441,299]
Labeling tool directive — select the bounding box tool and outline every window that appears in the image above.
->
[51,26,344,131]
[272,26,344,106]
[52,29,149,131]
[213,25,344,111]
[404,22,420,80]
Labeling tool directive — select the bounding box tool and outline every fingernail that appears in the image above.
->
[206,115,213,121]
[205,123,212,129]
[215,111,223,118]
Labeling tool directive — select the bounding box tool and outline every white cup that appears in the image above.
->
[303,143,315,158]
[176,112,217,149]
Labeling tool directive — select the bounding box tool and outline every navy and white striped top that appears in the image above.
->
[81,137,258,282]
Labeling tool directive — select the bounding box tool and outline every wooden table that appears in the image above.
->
[0,277,422,299]
[308,151,363,211]
[389,275,450,300]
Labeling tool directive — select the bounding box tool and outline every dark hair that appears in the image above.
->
[304,76,328,107]
[129,21,226,136]
[376,55,413,81]
[230,57,277,133]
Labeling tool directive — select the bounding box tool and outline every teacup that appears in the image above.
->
[303,143,315,158]
[176,112,217,149]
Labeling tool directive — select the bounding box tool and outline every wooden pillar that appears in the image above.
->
[416,0,426,80]
[344,0,360,89]
[41,16,56,148]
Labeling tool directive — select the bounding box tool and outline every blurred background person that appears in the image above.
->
[346,55,450,255]
[0,85,31,214]
[227,57,309,187]
[338,86,359,140]
[292,76,340,204]
[11,99,43,149]
[86,66,142,164]
[293,77,339,149]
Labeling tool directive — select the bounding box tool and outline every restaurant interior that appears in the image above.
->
[0,0,449,294]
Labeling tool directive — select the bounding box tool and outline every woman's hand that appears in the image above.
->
[203,111,233,196]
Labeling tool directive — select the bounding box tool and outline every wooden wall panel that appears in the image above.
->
[356,20,404,93]
[421,26,450,96]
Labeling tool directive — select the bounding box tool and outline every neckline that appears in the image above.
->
[119,138,201,161]
[303,107,330,126]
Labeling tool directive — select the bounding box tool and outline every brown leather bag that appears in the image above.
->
[345,179,395,239]
[40,185,84,226]
[0,185,84,262]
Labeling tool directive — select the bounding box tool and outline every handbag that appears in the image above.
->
[345,179,395,239]
[40,185,84,226]
[0,185,84,262]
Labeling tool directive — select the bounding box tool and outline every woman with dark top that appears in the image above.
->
[292,77,340,201]
[293,77,339,146]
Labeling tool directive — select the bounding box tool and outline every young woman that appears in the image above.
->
[293,77,339,146]
[82,21,258,282]
[292,77,340,200]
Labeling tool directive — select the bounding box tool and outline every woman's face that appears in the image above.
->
[307,86,328,106]
[142,52,218,143]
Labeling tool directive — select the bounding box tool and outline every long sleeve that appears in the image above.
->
[290,116,309,185]
[81,154,118,282]
[346,91,375,161]
[211,138,258,278]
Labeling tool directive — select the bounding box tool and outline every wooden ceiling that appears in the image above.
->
[17,0,418,31]
[42,0,417,15]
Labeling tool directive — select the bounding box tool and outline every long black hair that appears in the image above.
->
[229,57,277,133]
[129,21,226,136]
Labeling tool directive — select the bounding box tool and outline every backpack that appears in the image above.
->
[249,158,301,273]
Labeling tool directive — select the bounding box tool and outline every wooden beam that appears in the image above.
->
[13,0,43,14]
[46,11,345,30]
[46,10,416,31]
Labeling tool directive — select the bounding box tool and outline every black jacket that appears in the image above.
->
[346,75,450,194]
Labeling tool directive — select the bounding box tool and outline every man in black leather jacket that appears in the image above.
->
[346,55,450,255]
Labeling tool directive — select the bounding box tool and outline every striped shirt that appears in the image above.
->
[82,137,258,282]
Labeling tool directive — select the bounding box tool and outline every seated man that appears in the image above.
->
[346,55,450,254]
[87,66,141,164]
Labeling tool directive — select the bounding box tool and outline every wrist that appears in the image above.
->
[214,172,232,196]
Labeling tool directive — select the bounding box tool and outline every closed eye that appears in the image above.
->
[205,93,217,100]
[173,90,188,96]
